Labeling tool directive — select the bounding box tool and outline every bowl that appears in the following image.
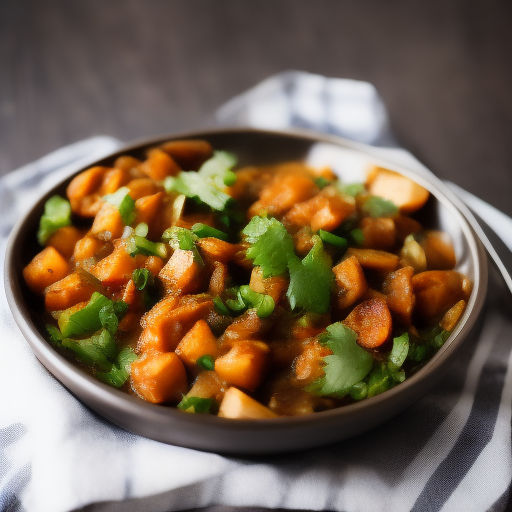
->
[4,128,487,454]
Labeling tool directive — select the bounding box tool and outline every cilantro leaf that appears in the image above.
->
[243,216,295,277]
[308,323,373,398]
[286,237,334,314]
[96,346,137,388]
[37,195,72,245]
[361,196,399,218]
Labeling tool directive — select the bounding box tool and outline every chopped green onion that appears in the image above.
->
[96,346,137,387]
[197,355,215,371]
[37,195,72,245]
[134,223,149,237]
[238,285,275,319]
[349,382,368,401]
[99,303,119,335]
[126,236,167,258]
[132,268,153,290]
[314,176,331,189]
[361,196,399,218]
[104,187,136,225]
[339,182,366,197]
[61,329,116,372]
[213,296,231,316]
[318,230,348,248]
[349,228,365,246]
[177,396,215,414]
[163,226,203,265]
[191,223,228,241]
[58,292,111,337]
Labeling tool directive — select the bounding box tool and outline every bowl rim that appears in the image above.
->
[3,127,488,448]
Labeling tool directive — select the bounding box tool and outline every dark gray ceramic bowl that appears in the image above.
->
[4,128,487,454]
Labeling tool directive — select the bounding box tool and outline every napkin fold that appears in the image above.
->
[1,71,511,512]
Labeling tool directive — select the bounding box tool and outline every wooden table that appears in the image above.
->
[1,2,511,511]
[1,0,512,214]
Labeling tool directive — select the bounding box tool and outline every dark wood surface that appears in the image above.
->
[2,0,512,215]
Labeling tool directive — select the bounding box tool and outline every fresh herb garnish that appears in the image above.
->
[37,195,72,245]
[104,187,136,225]
[96,346,138,388]
[162,226,203,265]
[177,396,216,414]
[132,268,153,290]
[197,355,215,371]
[361,196,399,218]
[191,223,229,241]
[318,230,347,249]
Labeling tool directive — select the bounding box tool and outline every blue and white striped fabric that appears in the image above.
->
[1,72,511,512]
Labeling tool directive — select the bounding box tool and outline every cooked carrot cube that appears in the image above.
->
[160,139,213,171]
[232,242,254,270]
[343,298,392,348]
[125,178,160,200]
[176,319,219,370]
[23,247,70,294]
[98,167,130,195]
[421,231,456,270]
[196,238,238,264]
[208,261,229,296]
[140,148,180,181]
[90,203,125,241]
[360,217,396,251]
[158,249,204,295]
[44,270,102,311]
[383,266,415,326]
[333,255,368,310]
[294,340,332,386]
[90,240,145,287]
[249,266,288,304]
[47,226,84,259]
[440,299,466,331]
[73,236,107,264]
[134,192,163,231]
[221,309,271,342]
[175,213,216,230]
[346,248,399,273]
[215,340,270,391]
[248,173,316,217]
[186,371,226,402]
[367,167,430,214]
[113,155,142,172]
[67,166,108,217]
[393,215,422,242]
[138,298,213,353]
[144,256,165,276]
[412,270,468,323]
[218,387,277,419]
[293,227,315,256]
[226,166,273,202]
[131,351,188,404]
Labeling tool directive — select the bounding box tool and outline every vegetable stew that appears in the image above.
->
[22,139,471,418]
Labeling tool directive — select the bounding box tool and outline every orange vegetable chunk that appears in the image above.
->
[421,231,457,270]
[160,139,213,170]
[125,178,160,200]
[140,148,180,181]
[294,340,332,386]
[176,319,219,370]
[360,217,396,251]
[44,270,102,311]
[134,192,163,231]
[208,261,229,296]
[23,246,70,294]
[218,387,278,419]
[343,298,392,348]
[383,266,415,326]
[333,255,368,310]
[158,249,204,295]
[196,238,238,264]
[367,167,430,214]
[249,267,288,304]
[90,203,124,241]
[346,248,399,273]
[186,371,226,402]
[412,270,468,323]
[131,352,188,404]
[73,236,107,264]
[67,166,108,217]
[440,299,467,331]
[215,340,270,391]
[113,155,142,172]
[47,226,83,259]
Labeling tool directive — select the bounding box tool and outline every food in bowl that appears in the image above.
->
[22,138,471,419]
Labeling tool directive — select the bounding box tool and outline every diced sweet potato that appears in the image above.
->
[343,298,392,348]
[249,267,288,304]
[333,255,368,310]
[208,261,228,296]
[144,256,165,276]
[44,270,102,311]
[293,227,315,256]
[412,270,468,323]
[138,298,213,353]
[283,190,355,233]
[113,155,142,172]
[393,215,422,242]
[73,236,107,264]
[90,240,145,287]
[98,167,131,195]
[160,139,213,171]
[196,238,238,264]
[158,249,204,295]
[232,242,254,270]
[248,173,317,218]
[367,167,430,214]
[125,178,160,200]
[47,226,83,259]
[90,203,125,241]
[140,148,180,181]
[218,387,278,419]
[226,166,273,202]
[440,299,466,331]
[175,213,216,230]
[346,248,399,273]
[67,166,108,217]
[421,231,456,270]
[176,319,219,370]
[215,340,270,391]
[221,309,272,342]
[131,351,188,404]
[186,371,227,402]
[134,192,163,231]
[23,247,70,294]
[383,266,415,326]
[360,217,396,251]
[294,339,332,386]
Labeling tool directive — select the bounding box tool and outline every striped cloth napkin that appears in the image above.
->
[1,71,511,512]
